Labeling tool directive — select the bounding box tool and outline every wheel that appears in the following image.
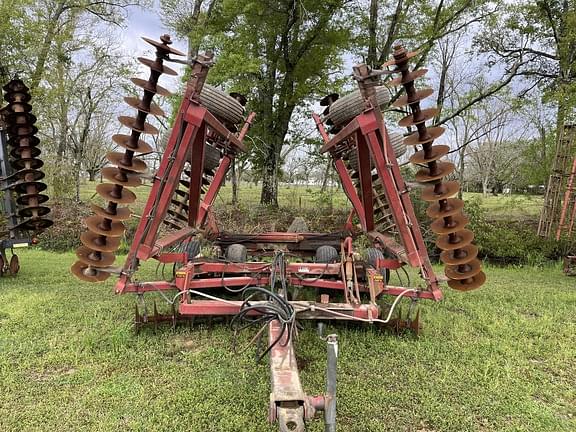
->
[327,86,389,127]
[8,254,19,275]
[316,245,339,263]
[203,143,221,171]
[185,241,201,260]
[287,217,309,233]
[226,244,247,263]
[365,247,390,283]
[347,130,406,171]
[199,84,245,126]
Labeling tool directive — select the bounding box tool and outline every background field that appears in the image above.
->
[0,250,574,432]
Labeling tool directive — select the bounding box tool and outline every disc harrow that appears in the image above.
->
[2,78,52,233]
[71,35,185,282]
[387,45,485,291]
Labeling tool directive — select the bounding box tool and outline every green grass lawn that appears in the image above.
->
[0,249,574,431]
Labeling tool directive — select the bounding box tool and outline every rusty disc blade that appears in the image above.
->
[96,182,137,204]
[403,126,445,146]
[10,146,41,159]
[118,115,159,135]
[90,203,132,221]
[410,145,450,164]
[7,111,36,124]
[9,124,38,136]
[445,259,482,280]
[440,244,479,266]
[430,213,469,235]
[164,218,184,230]
[399,107,439,128]
[10,158,44,170]
[106,152,148,173]
[19,206,51,218]
[130,77,172,97]
[85,215,126,237]
[382,50,419,68]
[71,260,111,282]
[17,193,49,206]
[171,198,189,208]
[5,101,32,112]
[112,134,153,154]
[76,246,116,267]
[124,96,165,117]
[8,135,40,147]
[426,198,465,218]
[436,229,475,251]
[448,271,486,291]
[137,57,178,76]
[4,91,31,104]
[415,161,455,183]
[389,68,427,86]
[15,168,45,182]
[101,166,143,188]
[16,217,53,232]
[421,181,460,201]
[141,36,185,56]
[392,88,434,108]
[80,231,121,252]
[3,78,29,92]
[13,180,47,195]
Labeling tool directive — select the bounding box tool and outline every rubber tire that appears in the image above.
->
[186,241,201,260]
[199,84,244,125]
[226,244,247,263]
[204,143,221,171]
[347,131,406,172]
[9,254,19,275]
[316,245,339,264]
[327,86,389,127]
[365,247,390,283]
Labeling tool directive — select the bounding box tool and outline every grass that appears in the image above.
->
[0,249,574,431]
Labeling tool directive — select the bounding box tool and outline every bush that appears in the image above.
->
[38,199,91,252]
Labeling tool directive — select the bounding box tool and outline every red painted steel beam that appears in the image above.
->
[196,155,231,226]
[334,159,367,229]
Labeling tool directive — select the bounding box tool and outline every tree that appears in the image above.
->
[203,0,353,206]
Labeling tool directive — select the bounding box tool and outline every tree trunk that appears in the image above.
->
[366,0,378,68]
[260,141,280,206]
[88,169,97,181]
[320,158,331,193]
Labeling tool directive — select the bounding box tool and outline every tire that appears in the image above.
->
[327,86,389,127]
[347,130,406,171]
[204,143,221,171]
[365,247,390,283]
[226,244,247,263]
[316,245,339,264]
[199,84,244,125]
[186,241,201,260]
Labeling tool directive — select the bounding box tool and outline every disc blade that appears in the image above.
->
[445,259,483,280]
[96,182,137,204]
[440,244,479,266]
[80,231,121,252]
[118,115,159,135]
[124,96,165,117]
[410,145,450,165]
[71,261,111,282]
[141,37,185,56]
[11,158,44,170]
[391,88,434,108]
[130,77,172,97]
[111,134,153,154]
[399,108,439,128]
[18,206,51,218]
[415,161,455,183]
[448,271,486,291]
[389,68,427,86]
[436,229,475,251]
[106,152,148,173]
[137,57,178,76]
[75,246,116,267]
[382,50,419,67]
[90,203,132,221]
[421,181,460,201]
[430,213,469,235]
[17,193,49,206]
[85,215,126,237]
[101,166,143,188]
[426,198,465,219]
